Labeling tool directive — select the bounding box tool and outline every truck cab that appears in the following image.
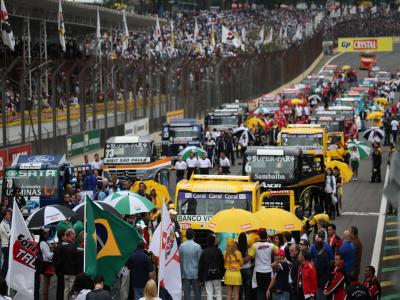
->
[2,155,79,215]
[103,136,171,186]
[205,109,242,131]
[161,119,203,160]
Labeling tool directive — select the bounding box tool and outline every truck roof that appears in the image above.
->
[166,118,199,126]
[245,146,302,156]
[106,136,152,144]
[12,154,66,168]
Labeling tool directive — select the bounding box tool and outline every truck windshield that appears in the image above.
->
[281,133,323,149]
[3,169,58,198]
[170,126,200,139]
[331,110,354,120]
[208,116,238,127]
[177,191,252,216]
[245,155,296,181]
[104,142,151,164]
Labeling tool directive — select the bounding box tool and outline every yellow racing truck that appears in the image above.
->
[175,175,260,247]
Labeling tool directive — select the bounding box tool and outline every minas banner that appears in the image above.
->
[338,37,393,52]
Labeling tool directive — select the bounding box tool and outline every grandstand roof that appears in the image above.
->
[8,0,161,30]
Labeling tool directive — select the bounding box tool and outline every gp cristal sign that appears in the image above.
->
[338,37,393,52]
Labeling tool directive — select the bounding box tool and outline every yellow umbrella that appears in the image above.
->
[254,208,303,233]
[247,117,264,129]
[325,160,353,183]
[290,98,304,105]
[207,208,263,233]
[342,65,351,71]
[373,97,388,106]
[366,111,384,121]
[130,180,171,208]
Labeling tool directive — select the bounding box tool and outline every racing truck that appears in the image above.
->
[204,109,242,131]
[161,118,203,161]
[103,136,171,186]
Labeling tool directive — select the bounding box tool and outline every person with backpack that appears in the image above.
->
[363,266,381,300]
[198,234,225,300]
[324,253,347,300]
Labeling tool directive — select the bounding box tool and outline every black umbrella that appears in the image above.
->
[72,201,122,221]
[233,127,256,141]
[308,94,321,103]
[26,205,75,228]
[363,127,385,143]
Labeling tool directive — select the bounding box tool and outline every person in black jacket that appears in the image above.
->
[86,276,112,300]
[370,143,382,183]
[289,244,301,299]
[198,234,225,300]
[313,230,332,300]
[56,229,79,299]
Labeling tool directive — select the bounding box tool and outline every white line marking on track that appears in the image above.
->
[371,165,390,271]
[319,51,345,73]
[341,212,381,216]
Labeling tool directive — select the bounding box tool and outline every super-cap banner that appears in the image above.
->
[338,37,393,52]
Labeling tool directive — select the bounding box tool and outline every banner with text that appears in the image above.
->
[67,129,100,158]
[166,109,185,123]
[338,37,393,52]
[0,144,32,177]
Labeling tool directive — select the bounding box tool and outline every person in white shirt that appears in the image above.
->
[304,105,310,116]
[91,153,104,173]
[248,231,278,299]
[198,152,212,175]
[0,209,11,278]
[39,228,54,300]
[390,118,399,143]
[175,156,187,183]
[349,146,360,180]
[239,132,248,158]
[185,152,198,180]
[219,152,231,175]
[295,105,303,118]
[324,168,337,218]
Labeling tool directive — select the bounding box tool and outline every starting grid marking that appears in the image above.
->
[380,214,400,299]
[340,211,381,216]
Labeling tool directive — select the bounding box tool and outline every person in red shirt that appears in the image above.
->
[327,223,343,254]
[391,103,398,116]
[324,253,347,300]
[297,249,317,300]
[363,266,381,300]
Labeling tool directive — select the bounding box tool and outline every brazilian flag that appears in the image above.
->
[85,197,141,286]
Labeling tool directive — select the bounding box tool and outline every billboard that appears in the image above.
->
[166,109,185,123]
[67,129,100,158]
[124,118,150,136]
[0,144,32,177]
[338,37,393,52]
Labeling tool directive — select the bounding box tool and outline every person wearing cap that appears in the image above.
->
[248,231,278,300]
[267,249,291,300]
[179,228,202,300]
[169,209,181,246]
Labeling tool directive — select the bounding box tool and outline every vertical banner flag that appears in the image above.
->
[154,15,162,41]
[85,197,141,286]
[96,7,101,53]
[210,23,215,51]
[170,20,175,48]
[0,0,15,51]
[58,0,66,52]
[255,27,264,46]
[264,28,273,44]
[221,25,240,48]
[121,9,129,52]
[194,17,199,41]
[6,200,37,298]
[149,203,182,300]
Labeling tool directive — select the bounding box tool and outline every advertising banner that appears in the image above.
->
[338,37,393,52]
[124,118,150,136]
[0,144,32,177]
[166,109,185,123]
[67,129,100,158]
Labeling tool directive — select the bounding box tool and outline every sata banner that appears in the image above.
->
[338,37,393,52]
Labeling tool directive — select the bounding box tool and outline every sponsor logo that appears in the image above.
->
[27,155,55,163]
[12,234,38,270]
[353,39,377,50]
[240,223,252,230]
[178,215,213,223]
[260,182,282,189]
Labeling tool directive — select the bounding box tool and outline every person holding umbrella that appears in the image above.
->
[349,146,360,181]
[371,143,382,183]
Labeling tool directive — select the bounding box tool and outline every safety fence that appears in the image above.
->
[0,31,323,154]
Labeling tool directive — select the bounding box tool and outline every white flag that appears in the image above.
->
[6,200,37,297]
[149,203,182,300]
[96,7,101,53]
[371,6,377,13]
[350,6,356,14]
[0,0,15,51]
[360,5,364,13]
[264,28,273,44]
[221,25,240,48]
[283,27,288,38]
[255,27,264,46]
[121,10,129,52]
[210,23,215,51]
[58,0,66,52]
[154,15,162,41]
[194,17,199,41]
[386,4,390,13]
[241,27,246,43]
